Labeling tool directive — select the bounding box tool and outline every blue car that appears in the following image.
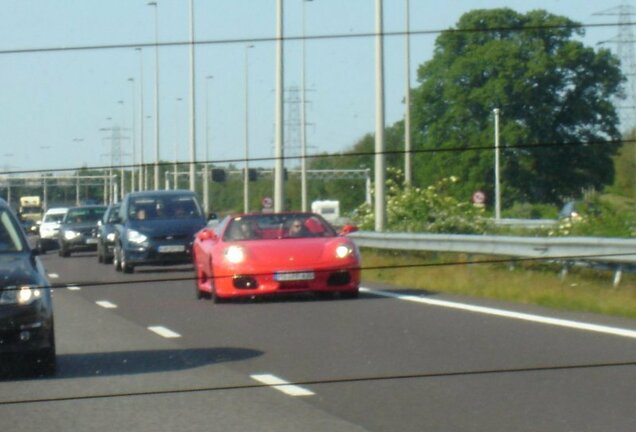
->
[112,190,207,273]
[0,198,56,376]
[96,202,121,264]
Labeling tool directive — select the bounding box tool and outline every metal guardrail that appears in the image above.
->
[350,231,636,265]
[492,218,557,228]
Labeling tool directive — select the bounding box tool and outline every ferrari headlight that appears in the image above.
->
[335,244,353,259]
[106,232,116,242]
[224,245,245,264]
[64,230,80,240]
[0,285,42,305]
[127,229,148,244]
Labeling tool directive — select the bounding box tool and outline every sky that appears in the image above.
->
[0,0,628,176]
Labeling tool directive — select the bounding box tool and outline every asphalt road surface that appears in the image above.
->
[1,250,635,431]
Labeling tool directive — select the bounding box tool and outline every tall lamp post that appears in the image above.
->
[188,0,197,192]
[274,0,285,212]
[203,75,213,214]
[128,77,136,192]
[493,108,501,220]
[174,97,183,189]
[244,44,254,213]
[300,0,313,211]
[148,1,161,190]
[374,0,386,231]
[135,47,145,191]
[404,0,412,185]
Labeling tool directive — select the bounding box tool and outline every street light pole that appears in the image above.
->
[174,97,182,189]
[244,44,254,213]
[494,108,501,220]
[148,1,161,190]
[203,75,213,214]
[188,0,197,192]
[404,0,412,186]
[135,47,145,191]
[128,77,136,192]
[374,0,386,231]
[301,0,313,211]
[274,0,285,212]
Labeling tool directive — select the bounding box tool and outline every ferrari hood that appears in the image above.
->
[240,237,347,267]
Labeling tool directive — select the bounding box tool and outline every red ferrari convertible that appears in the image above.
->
[192,212,361,302]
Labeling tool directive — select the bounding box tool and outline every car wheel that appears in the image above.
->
[113,246,122,272]
[31,333,56,377]
[121,253,134,274]
[59,247,70,258]
[37,240,46,255]
[32,347,57,377]
[195,269,211,300]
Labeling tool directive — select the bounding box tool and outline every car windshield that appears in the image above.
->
[105,205,120,223]
[43,213,66,223]
[224,214,335,241]
[0,210,24,253]
[65,207,106,223]
[129,196,202,221]
[2,2,636,431]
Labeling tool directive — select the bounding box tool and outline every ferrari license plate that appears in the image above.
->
[274,271,315,282]
[158,245,185,253]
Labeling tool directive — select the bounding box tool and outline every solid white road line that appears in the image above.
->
[250,374,315,397]
[360,287,636,340]
[95,300,117,309]
[147,326,181,339]
[66,285,81,291]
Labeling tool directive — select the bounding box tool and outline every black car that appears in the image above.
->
[112,190,206,273]
[0,198,55,376]
[58,205,107,257]
[96,202,120,264]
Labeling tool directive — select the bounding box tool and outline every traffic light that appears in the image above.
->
[211,168,226,183]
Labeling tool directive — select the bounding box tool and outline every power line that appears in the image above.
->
[0,137,631,177]
[0,21,632,56]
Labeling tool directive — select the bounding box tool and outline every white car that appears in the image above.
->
[37,207,69,253]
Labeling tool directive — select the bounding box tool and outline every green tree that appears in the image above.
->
[412,8,624,205]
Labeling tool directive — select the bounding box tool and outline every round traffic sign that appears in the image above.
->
[472,191,486,204]
[261,196,273,209]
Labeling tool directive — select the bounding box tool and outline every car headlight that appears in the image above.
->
[224,245,245,264]
[106,232,116,242]
[335,244,353,259]
[0,286,43,305]
[64,230,80,240]
[127,229,148,244]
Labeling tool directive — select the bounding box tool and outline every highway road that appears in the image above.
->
[1,250,635,431]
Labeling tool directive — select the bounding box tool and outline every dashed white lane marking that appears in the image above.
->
[360,287,636,340]
[250,374,315,397]
[147,326,181,338]
[95,300,117,309]
[66,285,81,291]
[48,273,59,279]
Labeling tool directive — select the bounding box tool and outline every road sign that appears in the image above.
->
[472,191,486,206]
[262,196,273,209]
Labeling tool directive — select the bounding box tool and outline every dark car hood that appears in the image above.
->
[0,253,40,288]
[129,219,206,238]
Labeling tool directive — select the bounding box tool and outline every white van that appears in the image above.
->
[37,207,69,253]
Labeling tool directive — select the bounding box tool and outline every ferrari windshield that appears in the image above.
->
[224,213,336,241]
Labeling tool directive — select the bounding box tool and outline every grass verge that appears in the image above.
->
[360,248,636,320]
